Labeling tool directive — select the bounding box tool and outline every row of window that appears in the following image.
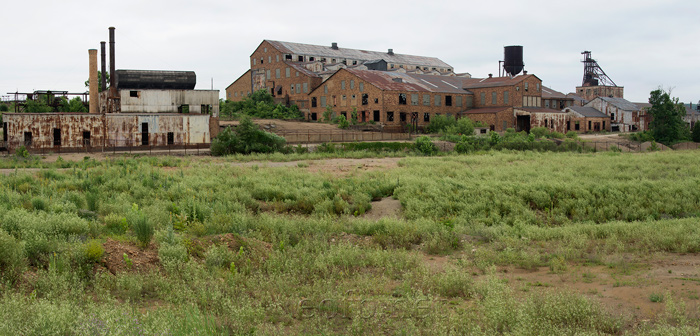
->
[478,91,511,106]
[230,90,251,98]
[398,93,471,107]
[265,68,300,80]
[312,94,377,108]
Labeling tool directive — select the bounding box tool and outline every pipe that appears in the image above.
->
[109,27,115,89]
[100,41,106,92]
[89,49,98,113]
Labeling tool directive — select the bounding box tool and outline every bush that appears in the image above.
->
[548,131,565,139]
[205,244,234,269]
[455,135,490,153]
[337,115,349,129]
[565,131,578,139]
[128,206,154,248]
[104,214,128,234]
[530,127,549,138]
[444,117,475,136]
[692,123,700,142]
[211,116,286,156]
[415,136,438,155]
[426,115,456,134]
[14,146,30,159]
[220,90,303,120]
[84,240,104,263]
[0,229,25,283]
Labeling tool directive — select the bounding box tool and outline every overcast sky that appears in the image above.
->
[1,0,698,105]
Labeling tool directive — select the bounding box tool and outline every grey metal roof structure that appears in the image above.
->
[567,106,609,118]
[541,86,568,99]
[265,40,453,69]
[598,97,640,111]
[344,69,470,94]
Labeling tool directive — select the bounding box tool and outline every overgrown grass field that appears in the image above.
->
[1,151,700,334]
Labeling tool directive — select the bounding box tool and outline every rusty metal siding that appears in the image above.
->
[3,113,104,150]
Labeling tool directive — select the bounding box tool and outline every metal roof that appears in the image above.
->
[597,97,640,111]
[566,106,609,118]
[459,74,536,89]
[344,69,471,94]
[284,61,322,78]
[541,86,568,99]
[265,40,452,69]
[516,107,568,114]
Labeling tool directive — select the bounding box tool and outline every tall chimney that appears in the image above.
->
[89,49,98,113]
[100,41,106,92]
[109,27,115,89]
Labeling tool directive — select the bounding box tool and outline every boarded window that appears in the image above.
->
[491,92,497,105]
[456,96,462,107]
[435,95,441,107]
[253,59,256,65]
[303,83,308,93]
[423,94,430,106]
[480,92,485,105]
[398,93,407,105]
[341,81,346,90]
[504,91,509,105]
[466,96,473,108]
[285,68,290,77]
[387,111,394,122]
[324,85,328,94]
[296,71,299,77]
[276,55,279,62]
[268,56,272,63]
[320,96,327,107]
[350,80,355,89]
[296,84,301,94]
[275,69,280,78]
[445,95,452,106]
[359,82,364,92]
[266,70,270,80]
[411,94,419,106]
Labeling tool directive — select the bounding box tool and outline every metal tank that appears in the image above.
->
[503,46,524,76]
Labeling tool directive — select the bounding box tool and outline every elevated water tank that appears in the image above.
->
[503,46,524,76]
[115,70,196,90]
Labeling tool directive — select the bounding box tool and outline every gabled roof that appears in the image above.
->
[343,69,471,94]
[283,60,322,78]
[596,97,640,111]
[566,106,609,118]
[226,69,251,90]
[459,74,539,89]
[541,86,568,99]
[263,40,452,69]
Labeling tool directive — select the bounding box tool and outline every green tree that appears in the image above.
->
[84,72,110,91]
[691,123,700,143]
[351,107,358,125]
[337,115,349,129]
[220,90,302,120]
[24,96,53,112]
[323,105,334,122]
[210,116,286,156]
[648,88,689,145]
[57,97,88,112]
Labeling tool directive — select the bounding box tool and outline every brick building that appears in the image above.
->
[585,97,648,132]
[563,106,612,132]
[541,86,574,110]
[307,69,473,131]
[225,70,251,101]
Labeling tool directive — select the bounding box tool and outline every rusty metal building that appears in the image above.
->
[1,27,218,153]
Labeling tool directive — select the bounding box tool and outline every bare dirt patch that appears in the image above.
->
[306,157,401,177]
[103,238,161,274]
[363,197,402,220]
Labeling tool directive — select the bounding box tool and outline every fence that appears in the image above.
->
[272,129,412,144]
[0,139,210,156]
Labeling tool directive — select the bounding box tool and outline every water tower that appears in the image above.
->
[500,46,524,77]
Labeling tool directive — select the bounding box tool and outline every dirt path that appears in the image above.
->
[225,157,402,177]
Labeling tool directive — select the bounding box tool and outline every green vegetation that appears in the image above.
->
[648,88,690,145]
[57,97,88,113]
[219,90,303,120]
[210,116,287,156]
[0,151,700,333]
[692,122,700,142]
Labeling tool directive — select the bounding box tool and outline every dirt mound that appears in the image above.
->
[640,141,671,151]
[672,142,700,150]
[103,238,160,274]
[363,197,402,220]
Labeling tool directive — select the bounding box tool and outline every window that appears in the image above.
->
[398,93,407,105]
[311,113,317,121]
[141,122,149,146]
[83,131,91,146]
[202,104,212,114]
[588,120,592,130]
[178,105,189,113]
[253,58,256,65]
[296,71,299,77]
[524,82,529,91]
[359,83,364,92]
[260,58,264,64]
[456,96,462,107]
[373,111,380,122]
[435,95,441,106]
[341,112,347,119]
[480,92,485,105]
[285,54,292,60]
[362,94,368,105]
[285,68,290,77]
[275,69,280,78]
[411,94,418,106]
[296,84,301,94]
[603,121,606,129]
[341,80,346,90]
[424,113,430,122]
[342,95,346,100]
[298,56,304,62]
[350,80,355,89]
[504,91,509,105]
[466,96,473,108]
[445,95,452,106]
[387,112,394,121]
[545,100,550,108]
[268,56,271,63]
[503,121,507,130]
[130,90,138,98]
[400,112,407,122]
[324,85,328,94]
[374,98,379,104]
[266,70,270,80]
[423,94,430,106]
[320,96,327,107]
[536,83,540,92]
[309,57,315,61]
[23,132,32,147]
[575,121,580,131]
[276,55,279,62]
[303,83,308,93]
[53,128,61,146]
[167,132,174,145]
[264,47,267,52]
[352,60,357,65]
[290,84,294,93]
[545,119,548,127]
[312,97,317,107]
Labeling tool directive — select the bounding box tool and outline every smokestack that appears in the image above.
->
[100,41,106,92]
[387,48,394,55]
[109,27,115,89]
[89,49,98,113]
[331,42,338,50]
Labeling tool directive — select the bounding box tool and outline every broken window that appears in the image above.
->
[178,105,189,113]
[83,131,91,146]
[424,113,430,122]
[311,113,317,121]
[202,104,212,114]
[387,112,394,122]
[480,92,485,105]
[373,110,380,122]
[575,121,580,130]
[362,94,368,105]
[312,97,317,107]
[260,58,263,64]
[492,92,497,105]
[352,60,357,65]
[285,54,292,60]
[374,98,379,104]
[141,123,149,146]
[167,132,174,145]
[545,100,550,108]
[23,132,32,147]
[588,120,592,130]
[545,119,548,127]
[398,93,407,105]
[435,95,441,107]
[297,56,304,62]
[2,122,7,142]
[411,94,418,106]
[341,112,347,119]
[400,112,407,122]
[524,82,529,91]
[130,90,138,98]
[423,94,430,106]
[446,95,452,106]
[53,128,61,146]
[309,56,315,61]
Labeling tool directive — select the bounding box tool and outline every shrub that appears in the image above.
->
[211,116,286,156]
[84,240,104,263]
[323,105,333,122]
[350,108,358,125]
[431,268,473,298]
[14,146,30,159]
[337,115,349,129]
[128,206,154,248]
[415,136,438,155]
[548,131,565,139]
[530,127,549,138]
[205,244,234,269]
[0,229,25,283]
[426,115,456,134]
[104,214,128,234]
[565,131,578,139]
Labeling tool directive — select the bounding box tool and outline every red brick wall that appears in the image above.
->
[225,70,251,102]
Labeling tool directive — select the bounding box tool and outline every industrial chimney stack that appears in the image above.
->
[109,27,116,89]
[100,41,107,92]
[88,49,98,113]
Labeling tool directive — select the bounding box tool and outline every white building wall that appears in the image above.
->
[119,89,219,116]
